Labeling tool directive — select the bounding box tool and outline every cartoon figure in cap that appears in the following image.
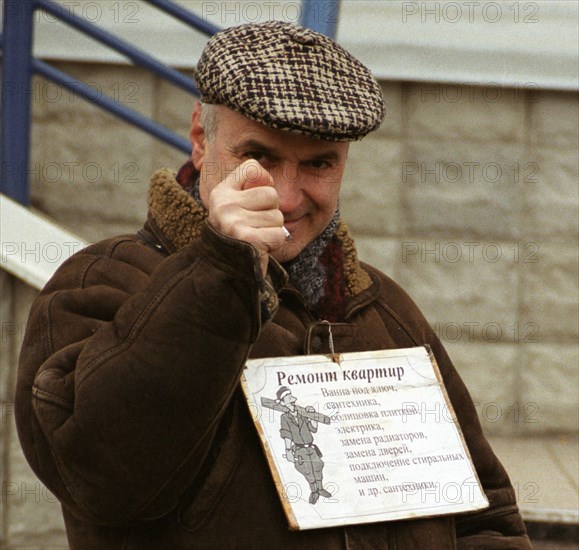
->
[276,386,331,505]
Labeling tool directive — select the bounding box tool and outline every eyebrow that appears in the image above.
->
[229,140,282,161]
[307,150,341,163]
[229,139,342,163]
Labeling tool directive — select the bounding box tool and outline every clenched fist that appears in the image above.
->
[207,160,288,276]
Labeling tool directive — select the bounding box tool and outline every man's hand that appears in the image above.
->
[207,160,287,276]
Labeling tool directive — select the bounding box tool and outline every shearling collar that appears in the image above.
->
[147,168,372,298]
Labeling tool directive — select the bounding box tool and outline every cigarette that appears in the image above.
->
[282,226,292,241]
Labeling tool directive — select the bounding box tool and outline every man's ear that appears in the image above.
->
[190,102,205,170]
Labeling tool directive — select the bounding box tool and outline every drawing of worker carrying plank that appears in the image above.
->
[261,386,332,504]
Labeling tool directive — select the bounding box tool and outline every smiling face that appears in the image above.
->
[190,104,348,263]
[280,391,297,411]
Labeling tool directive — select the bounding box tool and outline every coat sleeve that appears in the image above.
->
[369,267,532,549]
[15,223,279,525]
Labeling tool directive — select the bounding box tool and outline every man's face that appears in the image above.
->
[281,392,297,410]
[190,105,348,263]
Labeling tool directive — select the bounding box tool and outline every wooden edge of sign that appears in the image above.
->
[424,345,489,511]
[240,372,301,530]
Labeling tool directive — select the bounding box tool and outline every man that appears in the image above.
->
[276,386,331,505]
[16,21,531,549]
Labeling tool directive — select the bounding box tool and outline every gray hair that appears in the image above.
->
[199,103,220,142]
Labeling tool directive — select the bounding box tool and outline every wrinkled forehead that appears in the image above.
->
[208,105,349,158]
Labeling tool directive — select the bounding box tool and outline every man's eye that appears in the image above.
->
[305,160,331,170]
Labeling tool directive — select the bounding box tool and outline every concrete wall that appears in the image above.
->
[1,62,577,547]
[1,272,67,548]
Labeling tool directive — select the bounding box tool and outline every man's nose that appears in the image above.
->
[272,163,302,213]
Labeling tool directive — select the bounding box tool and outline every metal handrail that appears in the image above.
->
[32,57,192,153]
[0,0,341,205]
[35,0,200,95]
[0,0,206,204]
[144,0,222,36]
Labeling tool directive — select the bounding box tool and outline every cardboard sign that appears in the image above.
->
[240,346,488,530]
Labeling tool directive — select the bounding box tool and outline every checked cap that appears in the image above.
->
[194,21,385,141]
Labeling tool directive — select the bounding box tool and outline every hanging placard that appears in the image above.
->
[240,346,488,530]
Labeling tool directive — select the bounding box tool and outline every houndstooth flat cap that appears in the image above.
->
[194,21,385,141]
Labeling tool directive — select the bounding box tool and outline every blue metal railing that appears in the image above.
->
[1,0,35,204]
[0,0,341,205]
